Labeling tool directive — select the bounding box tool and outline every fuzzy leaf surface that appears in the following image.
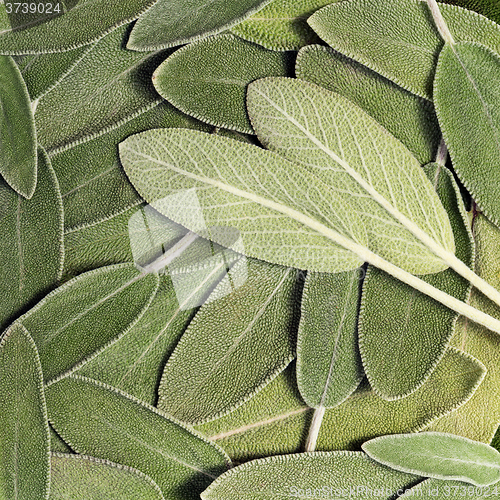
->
[152,34,294,133]
[45,375,231,500]
[0,324,50,500]
[400,478,493,499]
[308,0,500,99]
[443,0,500,24]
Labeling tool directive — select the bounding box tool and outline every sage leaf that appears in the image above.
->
[201,451,419,500]
[45,375,231,500]
[50,427,72,454]
[152,34,294,134]
[0,0,156,55]
[230,0,337,51]
[400,478,490,499]
[359,164,473,399]
[433,41,500,227]
[127,0,272,51]
[157,258,301,423]
[0,54,36,198]
[448,0,500,24]
[0,323,50,500]
[308,0,500,99]
[362,432,500,487]
[35,24,167,154]
[295,45,440,164]
[246,77,454,274]
[0,148,63,332]
[19,263,159,382]
[49,453,164,500]
[197,348,484,461]
[297,269,363,409]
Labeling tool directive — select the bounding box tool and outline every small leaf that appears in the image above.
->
[433,41,500,227]
[49,453,164,500]
[201,451,419,500]
[0,55,36,198]
[152,33,294,133]
[0,148,63,332]
[362,432,500,487]
[0,324,50,500]
[157,258,301,423]
[45,375,231,500]
[127,0,272,51]
[297,269,363,409]
[0,0,156,54]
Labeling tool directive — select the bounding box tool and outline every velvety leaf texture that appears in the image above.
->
[443,0,500,24]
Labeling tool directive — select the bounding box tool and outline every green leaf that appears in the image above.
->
[442,0,500,24]
[230,0,337,51]
[295,44,440,164]
[434,42,500,227]
[246,77,454,274]
[0,0,156,55]
[152,34,294,134]
[45,375,231,500]
[359,164,474,399]
[0,55,36,198]
[197,348,485,462]
[127,0,272,51]
[157,258,301,424]
[308,0,500,99]
[49,427,72,454]
[49,453,164,500]
[35,24,167,154]
[0,148,63,332]
[201,451,419,500]
[0,323,50,500]
[297,269,363,408]
[19,263,159,382]
[400,478,491,499]
[362,432,500,487]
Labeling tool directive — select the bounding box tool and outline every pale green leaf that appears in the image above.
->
[127,0,272,51]
[359,164,474,399]
[152,34,294,133]
[246,77,454,274]
[0,55,36,198]
[297,269,363,409]
[157,258,301,423]
[0,148,63,332]
[197,349,484,462]
[201,451,419,500]
[434,41,500,227]
[0,323,50,500]
[362,432,500,487]
[19,263,159,382]
[0,0,156,54]
[295,45,440,164]
[308,0,500,99]
[45,375,231,500]
[400,478,492,499]
[230,0,337,51]
[49,453,164,500]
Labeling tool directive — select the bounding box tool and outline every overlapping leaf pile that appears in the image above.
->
[3,0,500,498]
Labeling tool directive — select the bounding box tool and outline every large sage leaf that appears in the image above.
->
[152,34,294,134]
[362,432,500,486]
[308,0,500,99]
[127,0,271,51]
[359,164,473,399]
[197,349,484,462]
[50,453,164,500]
[19,263,159,382]
[0,0,156,54]
[0,148,63,332]
[297,269,363,409]
[201,451,419,500]
[0,323,50,500]
[434,42,500,226]
[157,258,300,424]
[230,0,337,51]
[0,55,36,198]
[45,375,231,500]
[295,45,440,164]
[246,77,454,274]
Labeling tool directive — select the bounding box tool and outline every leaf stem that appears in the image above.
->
[435,137,448,167]
[426,0,455,45]
[305,406,325,452]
